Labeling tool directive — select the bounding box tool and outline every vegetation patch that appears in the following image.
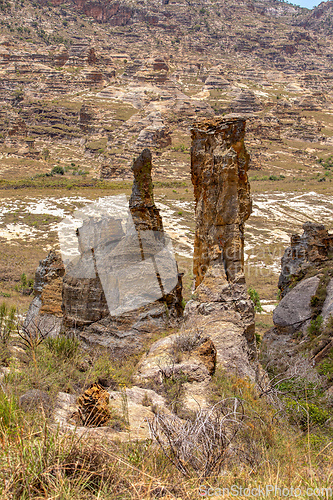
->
[310,268,333,318]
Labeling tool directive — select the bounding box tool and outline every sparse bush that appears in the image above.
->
[308,315,323,338]
[51,165,64,175]
[248,287,263,312]
[148,398,244,477]
[172,330,206,354]
[46,334,80,359]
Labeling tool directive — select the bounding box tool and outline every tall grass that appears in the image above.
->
[0,335,332,499]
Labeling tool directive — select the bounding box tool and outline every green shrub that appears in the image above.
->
[46,334,79,359]
[51,165,64,175]
[286,399,329,430]
[308,315,323,339]
[20,273,27,288]
[248,287,263,313]
[317,347,333,381]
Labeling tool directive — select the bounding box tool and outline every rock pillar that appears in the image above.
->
[191,116,252,287]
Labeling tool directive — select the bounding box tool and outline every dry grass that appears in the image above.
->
[0,363,332,499]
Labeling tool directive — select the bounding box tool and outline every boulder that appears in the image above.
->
[278,222,333,298]
[19,389,51,414]
[61,149,183,353]
[322,278,333,324]
[24,251,64,337]
[53,386,169,441]
[273,276,320,334]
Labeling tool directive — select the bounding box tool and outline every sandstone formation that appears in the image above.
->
[185,116,257,380]
[191,116,252,287]
[273,275,320,334]
[54,386,169,441]
[278,222,333,298]
[129,148,163,232]
[57,149,182,353]
[228,90,262,114]
[263,223,333,399]
[134,330,216,411]
[24,251,65,336]
[136,117,259,397]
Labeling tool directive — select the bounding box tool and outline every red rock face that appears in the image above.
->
[36,0,133,23]
[72,0,132,24]
[190,116,252,286]
[152,58,169,72]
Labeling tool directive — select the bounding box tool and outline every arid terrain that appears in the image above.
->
[0,0,333,498]
[1,0,333,316]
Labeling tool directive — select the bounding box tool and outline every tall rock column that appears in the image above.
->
[191,117,252,286]
[129,148,163,233]
[61,148,182,354]
[182,116,258,381]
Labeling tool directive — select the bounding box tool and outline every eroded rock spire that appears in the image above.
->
[191,116,252,286]
[129,148,163,233]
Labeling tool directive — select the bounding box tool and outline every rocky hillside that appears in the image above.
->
[0,0,332,186]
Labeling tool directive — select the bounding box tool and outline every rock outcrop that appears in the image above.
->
[24,251,65,336]
[262,223,333,398]
[278,222,333,298]
[129,148,163,232]
[54,386,169,441]
[184,116,257,380]
[273,275,320,334]
[61,149,183,353]
[191,116,252,286]
[136,117,259,396]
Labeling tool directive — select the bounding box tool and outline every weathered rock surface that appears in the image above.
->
[53,386,169,441]
[60,149,182,353]
[19,389,51,414]
[278,222,333,298]
[322,279,333,324]
[134,330,215,410]
[273,275,320,334]
[129,148,163,232]
[263,223,333,395]
[186,116,257,380]
[191,116,252,286]
[24,251,65,336]
[136,117,259,393]
[229,90,262,114]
